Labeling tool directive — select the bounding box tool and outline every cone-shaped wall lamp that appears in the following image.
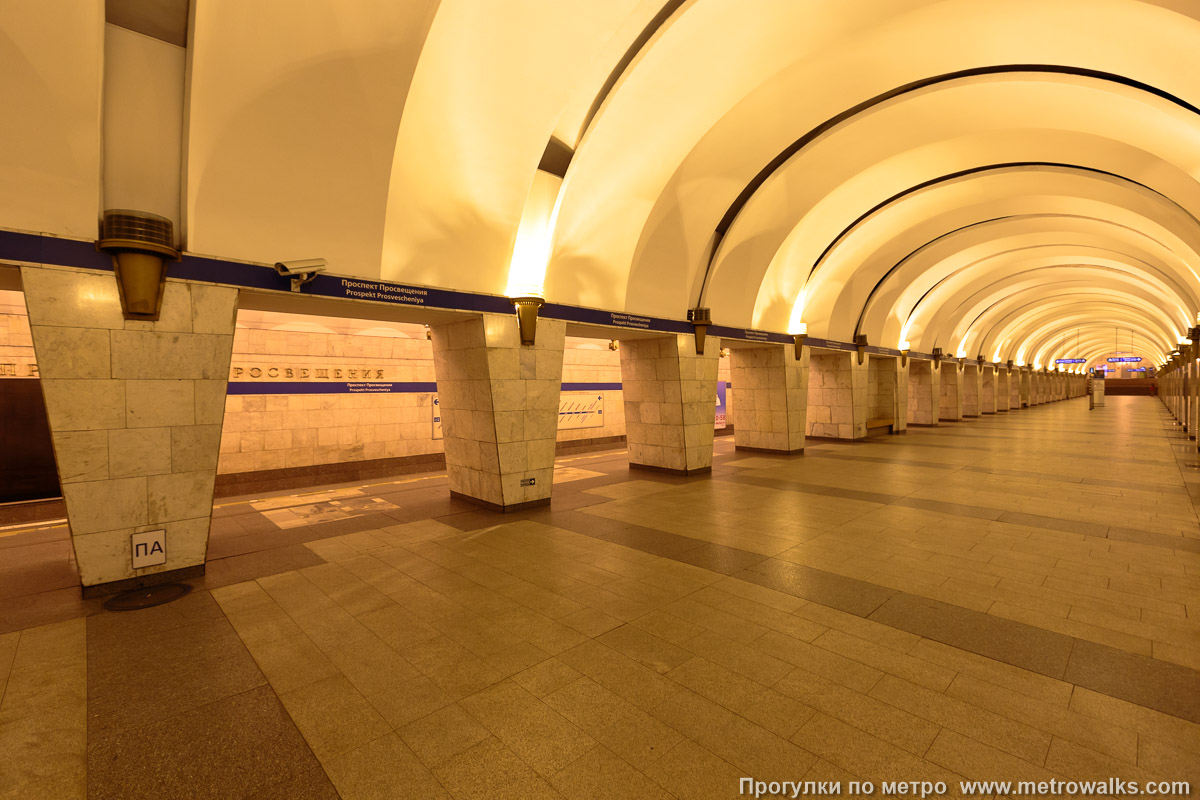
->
[512,296,545,346]
[97,210,179,321]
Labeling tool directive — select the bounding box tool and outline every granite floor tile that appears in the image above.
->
[459,679,597,778]
[543,676,682,771]
[324,732,450,800]
[1,397,1197,798]
[549,745,674,800]
[867,593,1075,678]
[86,686,322,800]
[1063,639,1200,724]
[400,703,493,768]
[432,737,563,800]
[278,674,392,764]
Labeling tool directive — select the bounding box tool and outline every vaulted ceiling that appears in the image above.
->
[4,0,1200,368]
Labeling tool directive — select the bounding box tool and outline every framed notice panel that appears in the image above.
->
[559,392,604,429]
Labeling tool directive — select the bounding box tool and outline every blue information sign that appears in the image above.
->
[1107,357,1142,363]
[1054,358,1086,364]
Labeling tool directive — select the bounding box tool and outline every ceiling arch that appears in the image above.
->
[8,0,1200,365]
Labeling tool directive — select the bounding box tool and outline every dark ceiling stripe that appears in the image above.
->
[960,268,1177,348]
[849,211,1161,339]
[695,64,1200,305]
[978,295,1172,358]
[814,161,1194,290]
[579,0,690,140]
[849,161,1196,340]
[917,251,1193,348]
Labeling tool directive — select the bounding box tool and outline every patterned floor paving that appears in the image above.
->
[1,396,1198,798]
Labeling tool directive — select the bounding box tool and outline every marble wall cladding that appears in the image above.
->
[906,359,938,425]
[0,295,37,377]
[431,314,565,508]
[20,265,237,587]
[1010,371,1022,408]
[996,369,1010,411]
[981,366,996,413]
[619,334,719,472]
[1020,371,1031,406]
[220,330,627,470]
[939,364,963,420]
[962,364,981,416]
[806,351,866,439]
[219,317,440,473]
[559,343,625,442]
[729,344,807,452]
[219,393,439,473]
[867,355,898,422]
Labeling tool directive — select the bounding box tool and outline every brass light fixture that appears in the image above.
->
[97,210,179,321]
[688,307,711,355]
[511,296,544,346]
[854,333,868,364]
[608,339,619,351]
[793,333,806,360]
[931,347,943,370]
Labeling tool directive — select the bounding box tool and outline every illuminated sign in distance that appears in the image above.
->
[1107,356,1142,363]
[1054,358,1086,364]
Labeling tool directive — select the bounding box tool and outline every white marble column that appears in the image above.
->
[807,351,868,439]
[894,359,909,433]
[906,358,938,426]
[22,265,236,593]
[619,333,719,474]
[729,344,808,453]
[981,366,996,414]
[938,362,963,421]
[962,363,982,417]
[430,314,565,510]
[995,367,1010,411]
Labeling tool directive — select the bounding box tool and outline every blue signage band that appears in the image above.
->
[0,228,1034,366]
[228,381,624,395]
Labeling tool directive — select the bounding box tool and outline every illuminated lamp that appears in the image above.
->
[792,322,807,360]
[687,307,712,355]
[898,340,910,368]
[97,210,179,321]
[854,334,868,365]
[511,296,545,346]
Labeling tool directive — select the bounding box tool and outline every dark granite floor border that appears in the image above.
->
[524,503,1200,725]
[85,591,339,799]
[716,464,1200,554]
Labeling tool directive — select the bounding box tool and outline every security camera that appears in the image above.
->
[274,258,326,291]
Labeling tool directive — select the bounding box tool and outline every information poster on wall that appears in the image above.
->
[559,392,604,429]
[715,381,727,429]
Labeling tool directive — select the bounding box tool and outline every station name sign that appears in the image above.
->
[1054,358,1086,364]
[1107,357,1142,363]
[232,365,385,380]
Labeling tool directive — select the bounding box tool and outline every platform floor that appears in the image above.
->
[1,396,1198,799]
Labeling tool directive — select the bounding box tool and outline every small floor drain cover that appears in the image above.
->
[103,583,192,612]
